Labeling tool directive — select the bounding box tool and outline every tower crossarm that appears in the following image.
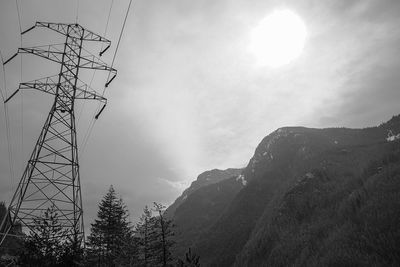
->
[79,54,117,73]
[18,45,65,64]
[13,45,117,74]
[23,22,111,44]
[75,84,107,102]
[16,73,107,103]
[4,45,117,84]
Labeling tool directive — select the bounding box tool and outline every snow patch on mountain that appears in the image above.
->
[305,172,314,179]
[387,130,400,142]
[236,174,247,186]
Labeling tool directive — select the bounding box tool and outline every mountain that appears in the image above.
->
[168,114,400,266]
[165,168,242,218]
[165,168,242,257]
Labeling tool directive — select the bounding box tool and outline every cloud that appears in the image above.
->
[158,178,190,192]
[1,0,400,226]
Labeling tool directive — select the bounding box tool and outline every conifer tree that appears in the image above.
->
[176,248,200,267]
[135,205,154,266]
[152,202,175,267]
[86,185,132,266]
[135,203,176,266]
[18,205,81,266]
[114,232,140,266]
[135,202,175,266]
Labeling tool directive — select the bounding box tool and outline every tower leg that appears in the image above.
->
[2,100,83,245]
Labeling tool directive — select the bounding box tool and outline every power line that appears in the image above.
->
[104,0,114,38]
[78,0,113,124]
[80,116,96,158]
[80,0,132,158]
[0,50,16,191]
[0,75,5,102]
[16,0,24,181]
[103,0,132,96]
[79,0,115,158]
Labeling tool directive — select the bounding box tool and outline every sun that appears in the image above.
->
[249,9,307,67]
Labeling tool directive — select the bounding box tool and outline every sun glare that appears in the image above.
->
[249,9,307,67]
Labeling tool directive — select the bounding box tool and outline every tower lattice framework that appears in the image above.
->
[0,22,116,247]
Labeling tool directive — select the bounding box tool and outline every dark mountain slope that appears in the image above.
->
[165,168,242,218]
[196,126,394,266]
[194,169,290,266]
[169,169,243,257]
[235,142,400,266]
[168,114,400,266]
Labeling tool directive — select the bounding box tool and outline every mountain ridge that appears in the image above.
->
[165,168,242,219]
[168,114,400,266]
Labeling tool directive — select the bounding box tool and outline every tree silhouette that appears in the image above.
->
[152,202,175,267]
[135,205,154,266]
[177,248,201,267]
[18,205,81,266]
[135,203,175,266]
[86,185,132,266]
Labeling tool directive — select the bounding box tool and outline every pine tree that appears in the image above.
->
[136,202,173,266]
[114,232,140,266]
[148,202,175,267]
[135,203,176,266]
[176,248,200,267]
[17,205,80,266]
[86,185,132,266]
[135,205,154,266]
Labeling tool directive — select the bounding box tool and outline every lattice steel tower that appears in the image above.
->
[0,22,116,247]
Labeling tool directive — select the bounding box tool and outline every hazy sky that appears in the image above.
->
[1,0,400,224]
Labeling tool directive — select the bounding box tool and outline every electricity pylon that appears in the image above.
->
[0,22,116,247]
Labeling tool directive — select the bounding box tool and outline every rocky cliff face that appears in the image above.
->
[168,115,400,266]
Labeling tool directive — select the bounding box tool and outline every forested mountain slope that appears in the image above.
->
[169,115,400,266]
[166,168,242,258]
[165,168,242,219]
